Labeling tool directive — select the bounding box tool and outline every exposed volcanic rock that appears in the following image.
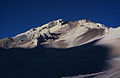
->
[0,19,120,78]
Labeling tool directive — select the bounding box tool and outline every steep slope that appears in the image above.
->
[96,27,120,57]
[0,19,108,49]
[0,19,120,78]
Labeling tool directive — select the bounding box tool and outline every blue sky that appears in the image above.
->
[0,0,120,39]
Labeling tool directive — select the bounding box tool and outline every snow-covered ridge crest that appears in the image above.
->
[14,19,107,39]
[14,19,63,39]
[0,19,114,49]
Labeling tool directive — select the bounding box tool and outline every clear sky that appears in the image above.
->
[0,0,120,39]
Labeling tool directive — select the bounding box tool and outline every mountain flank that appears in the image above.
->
[0,19,120,78]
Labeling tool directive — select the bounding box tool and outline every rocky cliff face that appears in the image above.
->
[0,19,120,78]
[0,19,109,49]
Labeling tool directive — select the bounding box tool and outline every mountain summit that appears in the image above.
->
[0,19,120,78]
[0,19,111,49]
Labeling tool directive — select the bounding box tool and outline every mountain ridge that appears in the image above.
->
[0,19,120,78]
[0,19,113,49]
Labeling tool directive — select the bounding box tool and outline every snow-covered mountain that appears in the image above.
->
[0,19,111,49]
[0,19,120,78]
